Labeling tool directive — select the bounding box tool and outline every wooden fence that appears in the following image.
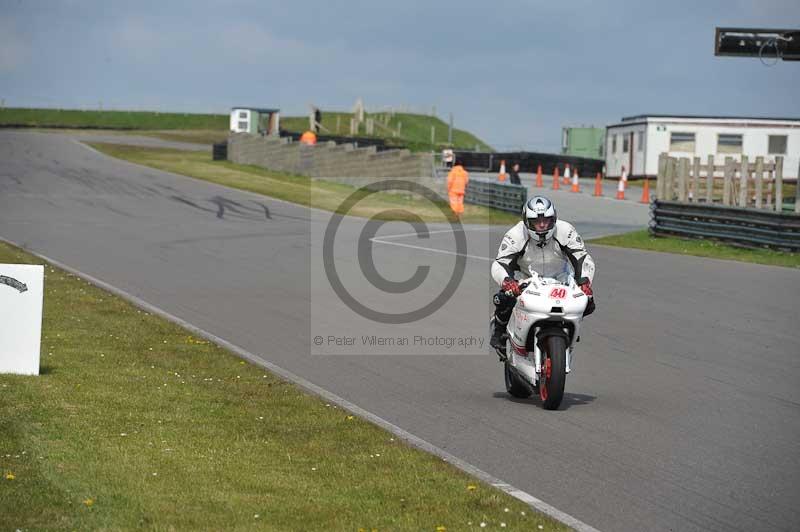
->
[656,153,799,213]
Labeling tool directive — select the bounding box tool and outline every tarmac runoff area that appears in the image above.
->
[2,130,800,532]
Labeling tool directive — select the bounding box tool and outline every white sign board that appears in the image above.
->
[0,264,44,375]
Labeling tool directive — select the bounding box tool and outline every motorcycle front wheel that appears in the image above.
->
[539,335,567,410]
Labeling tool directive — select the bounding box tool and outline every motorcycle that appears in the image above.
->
[492,271,588,410]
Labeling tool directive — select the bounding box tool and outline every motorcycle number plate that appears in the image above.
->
[549,288,567,299]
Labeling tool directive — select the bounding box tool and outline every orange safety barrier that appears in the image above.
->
[615,176,625,200]
[571,169,580,192]
[640,178,651,204]
[498,160,507,182]
[593,172,603,196]
[535,164,543,187]
[552,167,560,190]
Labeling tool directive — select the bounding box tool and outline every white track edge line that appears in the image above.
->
[1,235,601,532]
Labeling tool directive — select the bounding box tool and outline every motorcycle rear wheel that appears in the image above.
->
[539,335,567,410]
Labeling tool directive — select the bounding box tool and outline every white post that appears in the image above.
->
[0,264,44,375]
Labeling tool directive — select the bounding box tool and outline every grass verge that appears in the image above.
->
[87,143,520,225]
[0,241,566,531]
[589,229,800,268]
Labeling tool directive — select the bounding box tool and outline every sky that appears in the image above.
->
[1,0,799,152]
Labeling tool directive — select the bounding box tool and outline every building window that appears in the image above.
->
[623,135,629,153]
[238,121,248,130]
[768,135,787,155]
[717,134,743,154]
[611,134,617,153]
[239,111,247,119]
[670,132,696,152]
[637,131,644,151]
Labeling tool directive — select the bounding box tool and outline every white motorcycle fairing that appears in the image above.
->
[504,275,588,395]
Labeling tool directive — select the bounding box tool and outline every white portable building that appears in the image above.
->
[605,115,800,180]
[229,107,280,135]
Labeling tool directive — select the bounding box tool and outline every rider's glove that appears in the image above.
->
[579,280,593,297]
[501,277,521,297]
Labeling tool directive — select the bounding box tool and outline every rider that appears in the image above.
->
[490,195,596,351]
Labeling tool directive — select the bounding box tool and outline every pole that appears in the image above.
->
[448,113,453,145]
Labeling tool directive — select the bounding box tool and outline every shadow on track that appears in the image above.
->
[491,391,595,410]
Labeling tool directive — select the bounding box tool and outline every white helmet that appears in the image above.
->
[523,196,557,244]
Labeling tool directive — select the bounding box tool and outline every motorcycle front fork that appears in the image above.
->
[532,340,574,377]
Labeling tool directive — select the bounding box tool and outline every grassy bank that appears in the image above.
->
[0,108,227,130]
[88,143,520,225]
[590,229,800,268]
[0,241,565,530]
[281,111,492,152]
[2,107,491,152]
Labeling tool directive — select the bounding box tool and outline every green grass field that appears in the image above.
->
[88,143,520,225]
[590,229,800,268]
[0,108,228,130]
[0,242,567,531]
[1,107,491,152]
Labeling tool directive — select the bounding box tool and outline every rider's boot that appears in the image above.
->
[490,315,508,358]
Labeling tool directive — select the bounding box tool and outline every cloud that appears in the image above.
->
[0,21,30,72]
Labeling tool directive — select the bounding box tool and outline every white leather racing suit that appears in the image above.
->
[491,220,596,287]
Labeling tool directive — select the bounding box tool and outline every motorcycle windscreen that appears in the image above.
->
[519,248,573,282]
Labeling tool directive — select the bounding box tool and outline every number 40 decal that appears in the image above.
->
[549,288,567,299]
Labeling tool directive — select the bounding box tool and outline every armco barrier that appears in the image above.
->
[650,200,800,251]
[466,179,527,213]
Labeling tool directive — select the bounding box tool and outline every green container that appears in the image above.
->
[562,127,604,159]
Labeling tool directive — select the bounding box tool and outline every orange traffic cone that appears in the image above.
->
[640,178,651,204]
[498,160,507,182]
[535,164,543,187]
[563,164,571,185]
[552,166,560,190]
[593,172,603,196]
[615,176,625,200]
[571,169,580,192]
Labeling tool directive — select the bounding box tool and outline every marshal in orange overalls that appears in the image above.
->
[300,130,317,145]
[447,164,469,217]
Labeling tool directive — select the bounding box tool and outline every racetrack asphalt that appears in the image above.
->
[2,131,799,532]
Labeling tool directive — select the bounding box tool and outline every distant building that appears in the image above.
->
[561,126,604,159]
[230,107,280,135]
[605,114,800,179]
